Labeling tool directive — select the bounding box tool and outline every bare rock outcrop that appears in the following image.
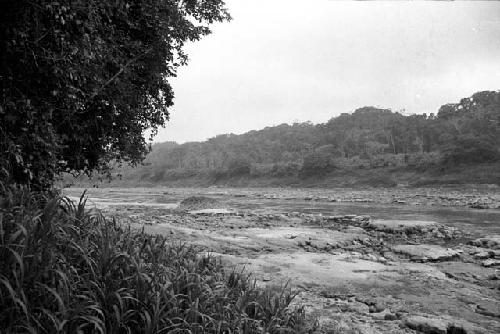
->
[469,236,500,250]
[391,244,461,262]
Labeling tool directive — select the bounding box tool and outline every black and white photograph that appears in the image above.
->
[1,0,499,333]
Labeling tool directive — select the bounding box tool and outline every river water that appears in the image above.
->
[225,198,500,236]
[64,187,500,237]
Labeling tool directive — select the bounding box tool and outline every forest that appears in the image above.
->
[1,1,499,332]
[99,90,500,187]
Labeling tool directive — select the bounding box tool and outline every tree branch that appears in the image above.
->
[90,48,153,99]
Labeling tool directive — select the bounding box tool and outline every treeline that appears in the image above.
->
[108,90,500,184]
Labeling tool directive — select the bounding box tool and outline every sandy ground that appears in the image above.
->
[63,187,500,333]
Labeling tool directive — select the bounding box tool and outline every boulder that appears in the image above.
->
[470,236,500,250]
[404,315,448,334]
[473,250,493,259]
[475,303,500,318]
[392,244,461,262]
[481,259,500,268]
[370,309,395,320]
[404,315,491,334]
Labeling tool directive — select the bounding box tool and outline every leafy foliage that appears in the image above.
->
[441,136,500,165]
[99,91,500,184]
[226,157,252,177]
[0,0,230,188]
[300,152,334,178]
[437,91,500,165]
[0,186,308,333]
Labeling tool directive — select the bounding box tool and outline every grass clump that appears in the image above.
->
[0,186,307,333]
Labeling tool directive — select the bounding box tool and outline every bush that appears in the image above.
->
[300,152,334,178]
[226,158,252,177]
[441,136,500,165]
[250,164,275,177]
[361,174,397,188]
[407,152,440,169]
[162,168,199,180]
[0,187,307,333]
[269,163,300,177]
[368,154,405,168]
[249,163,300,178]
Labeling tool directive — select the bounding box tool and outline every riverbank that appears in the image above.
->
[65,163,500,189]
[64,187,500,333]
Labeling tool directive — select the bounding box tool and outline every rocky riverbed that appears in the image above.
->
[64,187,500,333]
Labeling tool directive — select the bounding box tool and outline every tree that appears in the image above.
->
[300,151,334,178]
[226,156,251,177]
[441,135,499,165]
[0,0,230,188]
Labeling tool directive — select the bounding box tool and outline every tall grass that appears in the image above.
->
[0,186,307,333]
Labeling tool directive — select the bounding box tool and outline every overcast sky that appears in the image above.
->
[154,0,500,143]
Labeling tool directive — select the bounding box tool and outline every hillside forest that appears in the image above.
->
[75,90,500,187]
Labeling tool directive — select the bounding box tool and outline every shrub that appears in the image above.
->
[407,152,440,169]
[300,152,334,178]
[226,158,252,177]
[249,163,300,178]
[368,154,405,168]
[270,162,301,178]
[250,164,275,177]
[0,187,307,333]
[441,136,500,165]
[162,168,199,180]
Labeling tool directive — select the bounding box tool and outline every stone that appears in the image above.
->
[482,259,500,267]
[339,302,370,314]
[366,220,440,234]
[474,251,492,259]
[384,313,398,321]
[371,309,389,320]
[369,308,398,322]
[368,303,385,313]
[475,303,500,318]
[392,244,461,262]
[404,316,448,334]
[406,314,494,334]
[486,273,498,280]
[470,236,500,250]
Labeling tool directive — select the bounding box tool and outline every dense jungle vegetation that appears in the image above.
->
[96,90,500,187]
[1,1,309,332]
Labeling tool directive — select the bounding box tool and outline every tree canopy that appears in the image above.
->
[0,0,230,188]
[105,90,500,184]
